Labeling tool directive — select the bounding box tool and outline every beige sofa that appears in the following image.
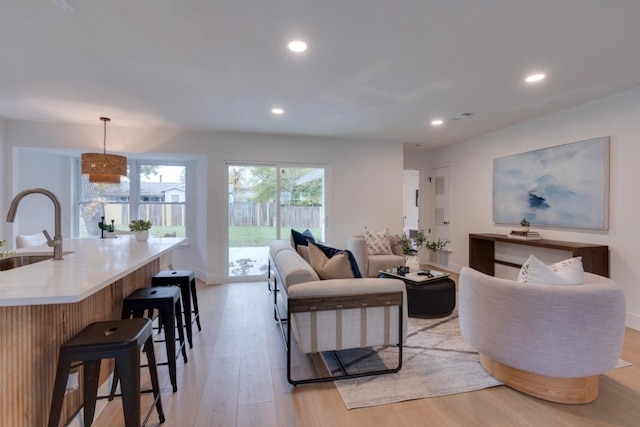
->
[459,267,626,404]
[268,240,407,385]
[347,235,406,278]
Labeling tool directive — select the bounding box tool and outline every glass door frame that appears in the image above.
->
[225,161,328,282]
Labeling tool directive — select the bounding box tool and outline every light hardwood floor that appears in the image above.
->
[93,276,640,427]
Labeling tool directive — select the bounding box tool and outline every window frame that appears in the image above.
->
[75,158,189,238]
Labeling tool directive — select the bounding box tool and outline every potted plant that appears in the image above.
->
[396,231,448,272]
[520,217,530,232]
[129,219,152,242]
[0,239,15,259]
[98,218,117,238]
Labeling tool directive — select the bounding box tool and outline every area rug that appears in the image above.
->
[321,311,631,409]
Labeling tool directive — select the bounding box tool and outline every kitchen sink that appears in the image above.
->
[0,253,72,271]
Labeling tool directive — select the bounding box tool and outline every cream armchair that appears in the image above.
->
[459,267,626,404]
[347,235,406,278]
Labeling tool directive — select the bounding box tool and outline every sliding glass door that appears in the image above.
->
[227,164,325,278]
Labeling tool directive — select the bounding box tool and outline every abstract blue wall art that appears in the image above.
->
[493,137,609,229]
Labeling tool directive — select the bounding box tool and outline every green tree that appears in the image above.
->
[247,167,323,206]
[280,168,323,206]
[140,165,159,180]
[229,166,250,201]
[230,166,323,206]
[248,167,277,202]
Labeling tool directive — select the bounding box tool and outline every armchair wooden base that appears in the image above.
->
[479,353,599,404]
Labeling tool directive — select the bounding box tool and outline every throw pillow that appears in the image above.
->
[517,255,584,285]
[308,242,362,279]
[296,245,311,263]
[364,227,393,255]
[291,229,316,248]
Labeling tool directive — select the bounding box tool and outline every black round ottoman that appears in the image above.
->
[404,277,456,318]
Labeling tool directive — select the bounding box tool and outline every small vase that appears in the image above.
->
[134,230,149,242]
[405,255,420,273]
[521,226,530,232]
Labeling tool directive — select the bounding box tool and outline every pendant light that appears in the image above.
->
[81,117,127,183]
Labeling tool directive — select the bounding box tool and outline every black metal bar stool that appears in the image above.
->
[48,318,165,427]
[152,269,201,348]
[118,286,187,393]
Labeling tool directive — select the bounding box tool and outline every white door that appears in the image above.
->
[403,170,419,233]
[431,165,450,266]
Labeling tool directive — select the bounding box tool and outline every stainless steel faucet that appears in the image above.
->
[6,188,64,260]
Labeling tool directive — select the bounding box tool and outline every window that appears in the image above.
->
[78,161,187,238]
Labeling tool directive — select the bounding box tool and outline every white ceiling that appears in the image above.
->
[2,1,640,150]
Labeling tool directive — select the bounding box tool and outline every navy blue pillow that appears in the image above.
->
[311,242,362,278]
[291,229,316,247]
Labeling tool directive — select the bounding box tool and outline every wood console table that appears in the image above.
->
[469,233,609,277]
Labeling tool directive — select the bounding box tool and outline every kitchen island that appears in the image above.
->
[0,236,184,426]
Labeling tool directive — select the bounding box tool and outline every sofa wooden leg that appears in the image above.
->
[479,353,599,404]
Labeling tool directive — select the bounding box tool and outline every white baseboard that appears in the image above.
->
[66,374,113,427]
[204,270,223,284]
[626,312,640,331]
[447,262,463,274]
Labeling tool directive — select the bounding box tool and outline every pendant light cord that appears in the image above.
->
[100,117,111,154]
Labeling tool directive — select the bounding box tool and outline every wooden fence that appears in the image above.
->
[139,204,185,226]
[94,204,185,229]
[229,201,321,228]
[85,202,318,235]
[103,204,185,226]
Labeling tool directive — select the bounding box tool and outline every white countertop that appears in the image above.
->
[0,236,184,307]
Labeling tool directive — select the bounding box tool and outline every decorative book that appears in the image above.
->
[508,230,542,240]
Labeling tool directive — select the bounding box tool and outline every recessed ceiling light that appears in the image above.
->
[431,119,444,126]
[525,73,546,83]
[271,108,284,115]
[288,40,307,53]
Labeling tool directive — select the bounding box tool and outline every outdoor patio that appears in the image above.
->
[229,246,270,277]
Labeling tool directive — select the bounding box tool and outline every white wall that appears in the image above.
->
[6,149,74,242]
[419,86,640,329]
[0,118,5,231]
[2,121,404,284]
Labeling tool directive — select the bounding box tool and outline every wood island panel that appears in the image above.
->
[0,258,159,427]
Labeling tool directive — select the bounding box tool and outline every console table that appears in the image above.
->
[469,233,609,277]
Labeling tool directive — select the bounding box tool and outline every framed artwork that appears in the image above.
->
[493,136,609,229]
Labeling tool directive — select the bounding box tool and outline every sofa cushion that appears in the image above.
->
[517,255,584,285]
[270,239,295,258]
[274,249,320,288]
[308,242,362,279]
[364,227,393,255]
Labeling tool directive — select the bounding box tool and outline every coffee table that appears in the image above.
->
[378,268,456,318]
